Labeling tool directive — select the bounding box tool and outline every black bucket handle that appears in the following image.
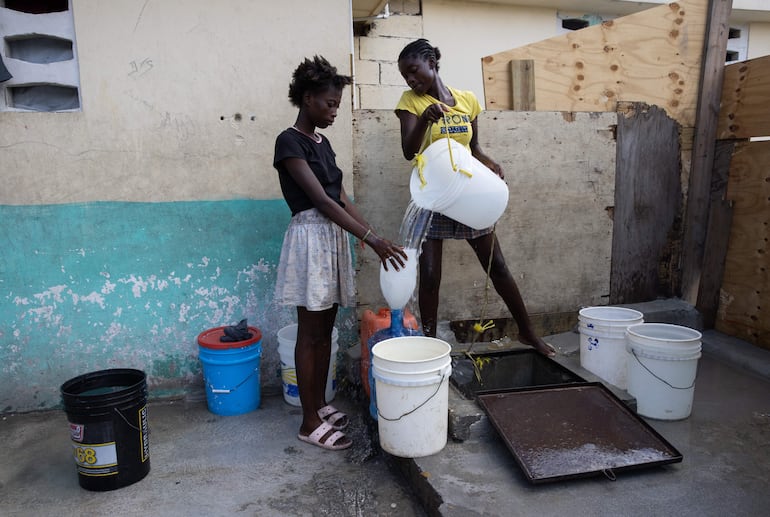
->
[631,349,698,390]
[377,372,448,422]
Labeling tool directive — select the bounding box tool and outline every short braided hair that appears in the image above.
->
[288,55,352,107]
[398,39,441,70]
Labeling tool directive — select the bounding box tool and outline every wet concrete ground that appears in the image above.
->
[0,389,425,517]
[401,328,770,516]
[2,302,769,516]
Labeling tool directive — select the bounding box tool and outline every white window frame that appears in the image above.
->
[0,0,81,112]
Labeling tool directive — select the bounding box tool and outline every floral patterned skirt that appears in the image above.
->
[274,208,356,311]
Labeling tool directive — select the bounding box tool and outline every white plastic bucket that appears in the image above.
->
[277,324,338,407]
[625,323,702,420]
[372,336,452,458]
[410,138,509,230]
[578,306,644,389]
[379,247,419,310]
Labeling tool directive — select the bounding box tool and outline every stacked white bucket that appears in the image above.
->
[579,306,703,420]
[578,306,644,390]
[372,336,452,458]
[276,324,338,406]
[625,323,702,420]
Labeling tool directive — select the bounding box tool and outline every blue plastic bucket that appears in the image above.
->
[197,326,262,416]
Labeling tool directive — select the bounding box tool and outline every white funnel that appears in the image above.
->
[379,248,418,310]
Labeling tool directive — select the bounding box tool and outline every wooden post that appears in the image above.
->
[510,60,535,111]
[611,103,681,304]
[680,0,732,306]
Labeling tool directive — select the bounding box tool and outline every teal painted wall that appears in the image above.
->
[0,200,357,412]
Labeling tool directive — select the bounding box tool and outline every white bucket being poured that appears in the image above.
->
[379,247,418,310]
[410,138,509,230]
[372,336,452,458]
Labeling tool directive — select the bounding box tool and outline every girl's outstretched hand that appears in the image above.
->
[368,236,407,271]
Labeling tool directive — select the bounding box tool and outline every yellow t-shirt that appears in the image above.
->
[395,86,482,153]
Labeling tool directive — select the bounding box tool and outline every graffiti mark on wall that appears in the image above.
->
[128,58,154,77]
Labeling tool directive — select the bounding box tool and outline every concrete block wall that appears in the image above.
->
[354,1,421,109]
[354,109,618,324]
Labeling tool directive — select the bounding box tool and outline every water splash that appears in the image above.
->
[523,443,673,478]
[399,200,433,250]
[376,201,433,313]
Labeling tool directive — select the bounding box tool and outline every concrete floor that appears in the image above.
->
[0,390,425,517]
[2,316,769,516]
[402,328,770,516]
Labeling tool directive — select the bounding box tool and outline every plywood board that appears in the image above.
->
[481,0,707,127]
[352,110,617,323]
[716,141,770,349]
[611,103,681,304]
[717,55,770,140]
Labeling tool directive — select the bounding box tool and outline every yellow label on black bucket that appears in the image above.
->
[72,440,118,476]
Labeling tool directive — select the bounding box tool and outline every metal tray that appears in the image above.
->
[476,383,683,483]
[450,349,586,399]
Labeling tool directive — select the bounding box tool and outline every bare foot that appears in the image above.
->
[518,334,556,357]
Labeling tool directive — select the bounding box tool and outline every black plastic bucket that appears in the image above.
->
[60,368,150,491]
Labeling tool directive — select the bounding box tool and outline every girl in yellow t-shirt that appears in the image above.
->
[395,38,555,357]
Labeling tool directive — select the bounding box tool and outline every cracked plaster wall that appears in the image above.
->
[0,0,356,412]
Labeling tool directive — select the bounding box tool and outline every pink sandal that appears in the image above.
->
[317,405,349,430]
[297,421,351,451]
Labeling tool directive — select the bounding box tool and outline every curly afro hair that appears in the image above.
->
[288,55,352,107]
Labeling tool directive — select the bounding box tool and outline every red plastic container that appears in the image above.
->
[360,308,419,397]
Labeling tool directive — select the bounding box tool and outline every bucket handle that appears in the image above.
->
[377,371,447,422]
[413,117,473,189]
[631,349,697,390]
[113,407,141,432]
[209,366,259,394]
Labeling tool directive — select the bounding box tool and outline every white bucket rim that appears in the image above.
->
[578,306,645,323]
[626,343,701,361]
[625,323,702,361]
[578,321,638,337]
[373,355,452,377]
[373,362,452,387]
[277,324,338,346]
[372,336,451,364]
[625,322,702,342]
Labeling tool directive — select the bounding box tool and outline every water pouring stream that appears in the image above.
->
[371,122,507,406]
